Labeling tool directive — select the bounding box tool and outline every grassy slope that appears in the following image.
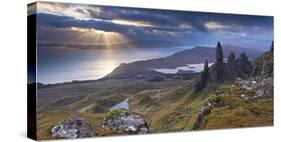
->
[147,85,209,132]
[36,79,273,139]
[129,80,197,132]
[203,94,273,129]
[134,83,273,133]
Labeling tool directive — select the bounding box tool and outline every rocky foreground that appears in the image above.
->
[102,109,149,134]
[51,117,94,139]
[50,109,149,139]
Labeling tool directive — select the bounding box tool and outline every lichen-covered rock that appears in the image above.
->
[236,76,273,101]
[102,109,149,134]
[252,43,273,78]
[51,117,94,139]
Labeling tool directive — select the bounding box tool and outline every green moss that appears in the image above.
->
[212,96,225,106]
[244,99,273,116]
[105,109,128,120]
[201,96,273,129]
[203,107,212,115]
[244,89,256,96]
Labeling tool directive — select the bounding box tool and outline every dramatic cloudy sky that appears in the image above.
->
[30,2,273,50]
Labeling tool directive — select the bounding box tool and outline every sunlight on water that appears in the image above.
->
[37,46,191,84]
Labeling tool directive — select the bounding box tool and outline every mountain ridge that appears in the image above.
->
[106,45,263,79]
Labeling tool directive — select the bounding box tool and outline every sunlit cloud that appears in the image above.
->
[112,19,155,27]
[227,32,248,38]
[36,2,96,20]
[37,2,157,27]
[179,23,193,29]
[150,30,179,37]
[70,26,103,33]
[204,21,231,30]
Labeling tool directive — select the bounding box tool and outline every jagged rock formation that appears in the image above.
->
[226,52,239,80]
[204,42,253,87]
[212,42,225,83]
[252,41,273,78]
[192,42,273,129]
[194,59,210,92]
[237,52,253,77]
[102,109,149,134]
[51,117,94,139]
[196,41,252,91]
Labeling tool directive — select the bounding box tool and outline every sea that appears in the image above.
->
[37,46,193,84]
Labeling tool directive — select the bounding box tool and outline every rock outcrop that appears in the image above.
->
[238,44,274,101]
[194,59,210,92]
[237,52,253,77]
[252,42,273,78]
[193,96,225,130]
[51,117,94,139]
[212,42,226,83]
[102,109,149,134]
[226,52,239,80]
[237,77,273,101]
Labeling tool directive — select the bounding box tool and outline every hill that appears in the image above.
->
[106,45,263,79]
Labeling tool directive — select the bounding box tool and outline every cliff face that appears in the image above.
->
[252,45,273,78]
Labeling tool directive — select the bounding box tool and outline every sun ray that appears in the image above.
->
[67,26,132,48]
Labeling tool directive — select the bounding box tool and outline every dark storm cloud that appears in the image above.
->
[36,12,196,41]
[86,6,187,27]
[83,5,273,32]
[37,4,273,34]
[35,2,273,49]
[37,13,131,33]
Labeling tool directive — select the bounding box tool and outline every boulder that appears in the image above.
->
[102,109,149,134]
[241,94,251,100]
[51,117,94,139]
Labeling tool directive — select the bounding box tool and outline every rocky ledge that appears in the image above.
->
[102,109,149,134]
[236,77,273,101]
[51,117,95,139]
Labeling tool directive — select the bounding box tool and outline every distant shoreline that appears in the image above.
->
[35,44,264,85]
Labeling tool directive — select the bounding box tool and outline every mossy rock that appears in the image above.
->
[105,109,128,120]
